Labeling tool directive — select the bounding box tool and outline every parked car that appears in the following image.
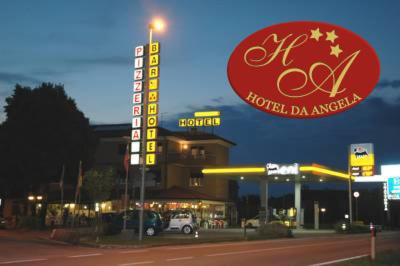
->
[163,210,197,234]
[245,215,287,228]
[114,210,163,236]
[245,215,260,228]
[0,217,6,229]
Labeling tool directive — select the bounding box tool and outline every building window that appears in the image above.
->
[199,147,205,159]
[189,172,204,187]
[191,146,199,158]
[157,144,163,153]
[189,177,203,187]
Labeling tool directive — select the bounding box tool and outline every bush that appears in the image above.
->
[256,223,292,238]
[17,216,42,230]
[334,221,370,234]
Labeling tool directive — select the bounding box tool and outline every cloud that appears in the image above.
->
[211,96,224,103]
[66,56,130,66]
[0,72,41,84]
[377,79,400,89]
[165,97,400,172]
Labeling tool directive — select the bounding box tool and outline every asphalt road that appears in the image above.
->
[0,230,399,266]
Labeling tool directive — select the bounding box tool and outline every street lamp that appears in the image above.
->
[353,191,360,221]
[320,208,326,225]
[138,17,166,242]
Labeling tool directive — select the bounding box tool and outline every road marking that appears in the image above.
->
[166,257,193,261]
[308,254,369,266]
[68,253,103,258]
[118,261,154,266]
[164,236,321,250]
[206,239,365,257]
[0,258,48,264]
[120,250,149,254]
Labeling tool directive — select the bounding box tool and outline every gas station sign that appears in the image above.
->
[350,143,375,176]
[387,177,400,200]
[266,163,299,175]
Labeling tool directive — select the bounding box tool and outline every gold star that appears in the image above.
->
[310,28,323,41]
[330,44,343,58]
[326,30,338,43]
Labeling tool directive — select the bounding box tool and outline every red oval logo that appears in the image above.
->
[227,21,380,118]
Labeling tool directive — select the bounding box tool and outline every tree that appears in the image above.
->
[83,168,115,204]
[0,83,97,198]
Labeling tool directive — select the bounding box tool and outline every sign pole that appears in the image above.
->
[348,164,353,224]
[138,27,152,242]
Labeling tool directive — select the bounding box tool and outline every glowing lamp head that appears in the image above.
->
[150,18,166,32]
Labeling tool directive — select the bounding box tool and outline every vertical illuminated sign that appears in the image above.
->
[131,42,160,166]
[146,42,160,166]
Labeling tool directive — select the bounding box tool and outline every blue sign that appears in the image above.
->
[387,177,400,200]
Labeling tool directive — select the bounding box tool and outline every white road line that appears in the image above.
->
[206,239,365,257]
[68,253,103,258]
[308,254,369,266]
[164,236,324,250]
[120,250,149,254]
[166,256,194,261]
[118,261,154,266]
[0,258,48,264]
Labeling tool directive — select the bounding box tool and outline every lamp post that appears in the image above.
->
[27,195,42,216]
[138,18,166,242]
[320,208,326,225]
[353,191,360,222]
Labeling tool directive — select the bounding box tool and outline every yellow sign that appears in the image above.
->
[150,42,159,54]
[147,116,158,127]
[149,79,159,90]
[148,91,159,102]
[350,144,375,167]
[146,141,156,152]
[194,111,220,117]
[148,103,158,115]
[146,153,156,165]
[178,117,220,127]
[147,128,158,140]
[149,66,159,78]
[149,54,159,66]
[350,154,374,166]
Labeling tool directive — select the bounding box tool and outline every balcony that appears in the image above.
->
[159,152,217,166]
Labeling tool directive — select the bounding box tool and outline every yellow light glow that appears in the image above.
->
[194,111,220,117]
[28,196,35,201]
[183,144,188,149]
[202,167,266,174]
[36,196,43,200]
[300,166,350,179]
[151,18,166,32]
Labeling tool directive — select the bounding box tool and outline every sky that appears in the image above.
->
[1,0,399,195]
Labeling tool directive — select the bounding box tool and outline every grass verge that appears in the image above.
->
[338,249,400,265]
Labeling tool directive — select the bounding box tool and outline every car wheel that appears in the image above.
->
[145,227,156,236]
[182,225,192,235]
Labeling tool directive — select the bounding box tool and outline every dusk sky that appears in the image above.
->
[1,1,400,194]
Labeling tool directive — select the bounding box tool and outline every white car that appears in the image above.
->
[245,215,260,228]
[163,210,197,234]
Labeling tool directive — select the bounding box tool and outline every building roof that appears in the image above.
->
[91,123,236,145]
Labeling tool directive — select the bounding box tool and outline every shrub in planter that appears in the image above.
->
[256,223,292,238]
[17,216,42,230]
[334,221,370,234]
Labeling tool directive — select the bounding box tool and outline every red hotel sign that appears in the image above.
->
[227,21,380,118]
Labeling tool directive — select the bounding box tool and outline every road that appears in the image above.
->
[0,230,399,266]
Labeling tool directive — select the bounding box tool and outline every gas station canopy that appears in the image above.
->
[202,163,350,183]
